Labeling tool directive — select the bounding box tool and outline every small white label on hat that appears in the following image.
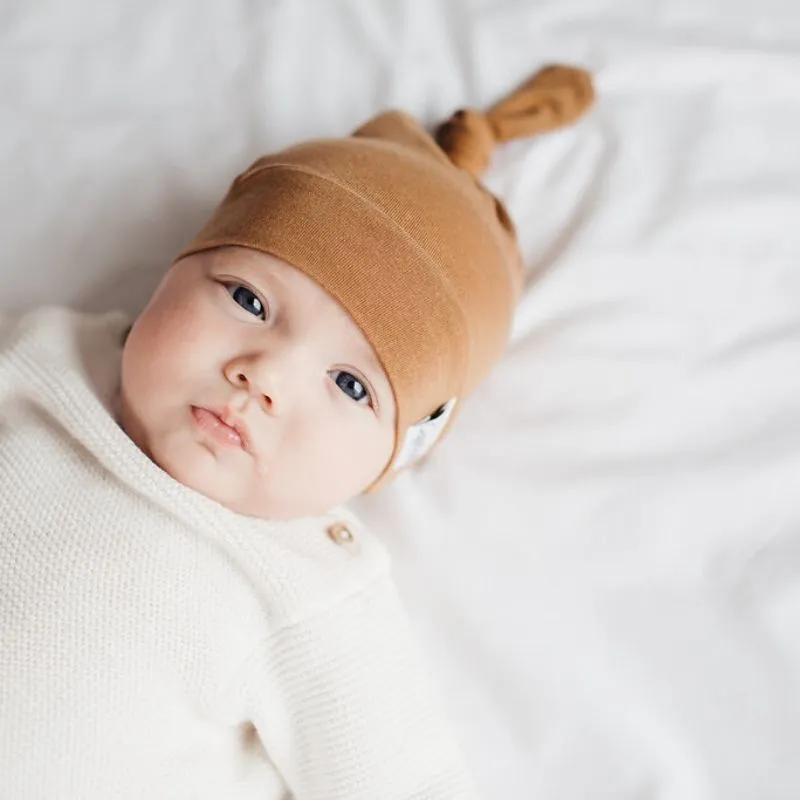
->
[393,398,458,472]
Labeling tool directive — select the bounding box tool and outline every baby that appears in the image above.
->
[0,65,593,798]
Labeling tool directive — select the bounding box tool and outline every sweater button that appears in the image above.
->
[327,522,356,548]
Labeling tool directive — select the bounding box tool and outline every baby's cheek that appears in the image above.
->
[313,421,382,502]
[124,321,164,389]
[138,300,204,380]
[122,324,179,420]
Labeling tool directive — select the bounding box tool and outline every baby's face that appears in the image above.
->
[120,247,396,519]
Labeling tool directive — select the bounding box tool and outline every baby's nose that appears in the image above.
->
[223,351,299,414]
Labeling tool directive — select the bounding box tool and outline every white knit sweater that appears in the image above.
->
[0,308,478,800]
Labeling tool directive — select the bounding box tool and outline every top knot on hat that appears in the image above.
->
[436,65,595,177]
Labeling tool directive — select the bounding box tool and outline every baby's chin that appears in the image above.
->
[149,438,333,521]
[152,441,258,514]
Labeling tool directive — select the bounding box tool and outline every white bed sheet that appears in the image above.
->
[2,1,800,797]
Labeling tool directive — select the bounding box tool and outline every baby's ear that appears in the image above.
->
[120,324,133,346]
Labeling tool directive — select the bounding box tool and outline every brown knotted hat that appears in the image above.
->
[179,65,594,488]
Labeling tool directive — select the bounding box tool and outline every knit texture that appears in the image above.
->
[179,64,595,485]
[0,308,478,799]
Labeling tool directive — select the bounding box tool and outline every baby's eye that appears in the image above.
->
[330,369,371,406]
[226,284,266,320]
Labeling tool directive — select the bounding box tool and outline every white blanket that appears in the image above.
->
[2,1,799,797]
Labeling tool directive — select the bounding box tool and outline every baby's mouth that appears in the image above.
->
[191,406,249,452]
